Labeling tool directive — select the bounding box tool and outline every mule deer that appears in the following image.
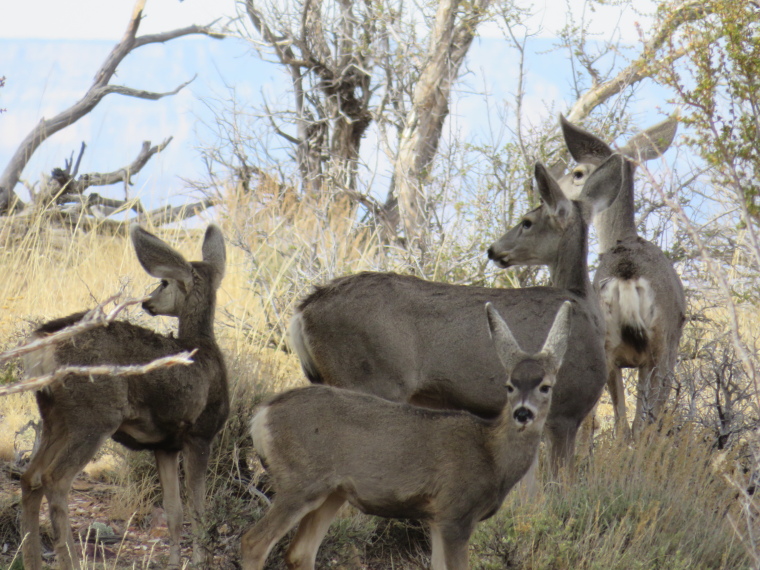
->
[556,115,686,436]
[20,224,229,570]
[290,156,625,475]
[242,301,571,570]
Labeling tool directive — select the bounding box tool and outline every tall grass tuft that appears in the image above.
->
[472,421,751,569]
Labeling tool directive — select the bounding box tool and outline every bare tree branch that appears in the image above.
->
[100,77,196,101]
[0,0,222,214]
[0,292,198,397]
[565,0,715,124]
[133,21,226,46]
[0,295,148,365]
[0,351,196,397]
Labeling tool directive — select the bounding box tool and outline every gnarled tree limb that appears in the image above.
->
[565,0,715,124]
[0,0,222,214]
[34,138,173,216]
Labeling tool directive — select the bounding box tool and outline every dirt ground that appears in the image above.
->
[1,467,238,569]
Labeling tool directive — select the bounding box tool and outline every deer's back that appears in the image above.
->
[28,312,227,451]
[295,272,606,421]
[256,385,529,522]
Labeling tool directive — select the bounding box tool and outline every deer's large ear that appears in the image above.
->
[535,162,573,227]
[486,303,526,374]
[560,114,613,165]
[202,224,226,290]
[579,154,627,219]
[618,113,678,163]
[539,301,572,371]
[130,225,194,291]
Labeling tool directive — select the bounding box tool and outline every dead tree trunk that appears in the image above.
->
[393,0,493,251]
[245,0,373,198]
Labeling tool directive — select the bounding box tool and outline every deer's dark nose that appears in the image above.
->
[487,246,497,260]
[513,407,534,424]
[142,300,156,316]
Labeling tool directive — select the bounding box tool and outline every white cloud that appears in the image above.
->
[0,0,237,41]
[4,0,656,43]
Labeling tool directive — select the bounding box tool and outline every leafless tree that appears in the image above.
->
[0,0,224,230]
[228,0,731,255]
[236,0,504,249]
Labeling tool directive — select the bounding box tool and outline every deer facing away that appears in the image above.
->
[291,155,625,476]
[242,301,571,570]
[556,115,686,436]
[20,224,228,570]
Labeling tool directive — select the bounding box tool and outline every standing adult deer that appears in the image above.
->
[242,302,571,570]
[290,155,625,476]
[556,115,686,436]
[20,224,229,570]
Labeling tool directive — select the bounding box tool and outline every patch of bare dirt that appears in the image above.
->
[0,468,234,569]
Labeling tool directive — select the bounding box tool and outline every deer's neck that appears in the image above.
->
[178,292,217,343]
[489,416,543,483]
[549,202,592,296]
[594,162,638,252]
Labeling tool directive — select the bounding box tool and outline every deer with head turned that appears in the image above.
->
[556,115,685,437]
[20,224,228,570]
[290,155,625,479]
[242,301,571,570]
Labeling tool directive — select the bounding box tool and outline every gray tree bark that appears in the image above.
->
[392,0,493,251]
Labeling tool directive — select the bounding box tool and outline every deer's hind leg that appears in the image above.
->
[607,365,631,439]
[42,425,115,570]
[241,493,329,570]
[21,421,63,570]
[633,355,677,436]
[285,492,345,570]
[182,436,214,567]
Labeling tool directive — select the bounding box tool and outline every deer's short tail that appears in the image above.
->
[288,311,324,384]
[600,277,656,354]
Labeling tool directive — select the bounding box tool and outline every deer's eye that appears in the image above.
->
[160,280,169,287]
[506,384,515,393]
[573,169,584,180]
[521,219,532,230]
[539,385,551,394]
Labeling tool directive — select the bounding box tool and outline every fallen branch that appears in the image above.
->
[0,294,148,364]
[135,198,219,226]
[35,139,173,214]
[0,350,197,397]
